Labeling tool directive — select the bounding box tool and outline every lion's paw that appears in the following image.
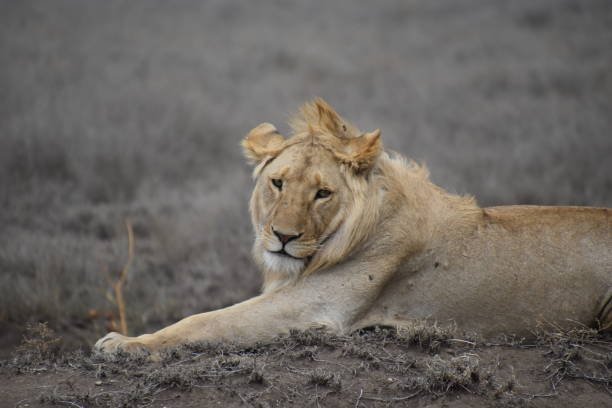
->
[94,332,150,356]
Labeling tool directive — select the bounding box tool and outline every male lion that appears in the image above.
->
[96,99,612,354]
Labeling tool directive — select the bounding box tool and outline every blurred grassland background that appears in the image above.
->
[0,0,611,352]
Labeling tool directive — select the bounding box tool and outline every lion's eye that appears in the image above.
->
[272,179,283,190]
[315,189,332,199]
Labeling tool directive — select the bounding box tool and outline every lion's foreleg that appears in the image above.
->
[94,293,314,355]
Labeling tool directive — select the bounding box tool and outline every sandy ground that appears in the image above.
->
[1,326,611,407]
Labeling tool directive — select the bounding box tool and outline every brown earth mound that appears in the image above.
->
[2,324,610,407]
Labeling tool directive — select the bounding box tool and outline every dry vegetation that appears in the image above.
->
[3,324,611,407]
[1,0,611,406]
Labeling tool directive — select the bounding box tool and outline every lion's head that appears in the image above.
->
[242,99,383,291]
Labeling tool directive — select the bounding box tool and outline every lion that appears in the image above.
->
[96,99,612,355]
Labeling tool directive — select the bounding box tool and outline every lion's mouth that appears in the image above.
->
[269,249,305,261]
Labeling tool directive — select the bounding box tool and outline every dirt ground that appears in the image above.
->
[1,0,611,407]
[1,325,611,407]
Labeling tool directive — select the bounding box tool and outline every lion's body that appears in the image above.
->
[355,198,612,337]
[96,100,612,355]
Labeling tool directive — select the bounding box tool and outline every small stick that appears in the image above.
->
[361,391,420,402]
[448,338,477,346]
[114,220,134,335]
[354,389,363,408]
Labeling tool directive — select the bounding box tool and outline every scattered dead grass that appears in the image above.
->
[535,325,612,392]
[4,326,610,407]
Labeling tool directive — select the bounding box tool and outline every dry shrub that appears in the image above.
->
[306,368,342,391]
[395,321,457,352]
[247,366,267,385]
[14,322,62,364]
[408,354,481,394]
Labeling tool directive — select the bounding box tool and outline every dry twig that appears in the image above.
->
[361,391,421,402]
[104,220,135,335]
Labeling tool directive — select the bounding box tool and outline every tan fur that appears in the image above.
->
[95,100,612,355]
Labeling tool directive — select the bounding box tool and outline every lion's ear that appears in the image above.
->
[242,123,285,164]
[314,98,344,136]
[335,129,382,173]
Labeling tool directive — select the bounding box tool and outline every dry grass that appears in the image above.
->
[395,320,462,353]
[410,354,482,394]
[535,326,612,391]
[3,326,610,407]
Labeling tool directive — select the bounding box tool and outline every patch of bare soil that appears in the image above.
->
[1,323,610,407]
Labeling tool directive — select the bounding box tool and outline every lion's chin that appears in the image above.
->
[263,250,306,278]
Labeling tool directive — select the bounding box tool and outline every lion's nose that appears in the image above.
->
[272,228,302,245]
